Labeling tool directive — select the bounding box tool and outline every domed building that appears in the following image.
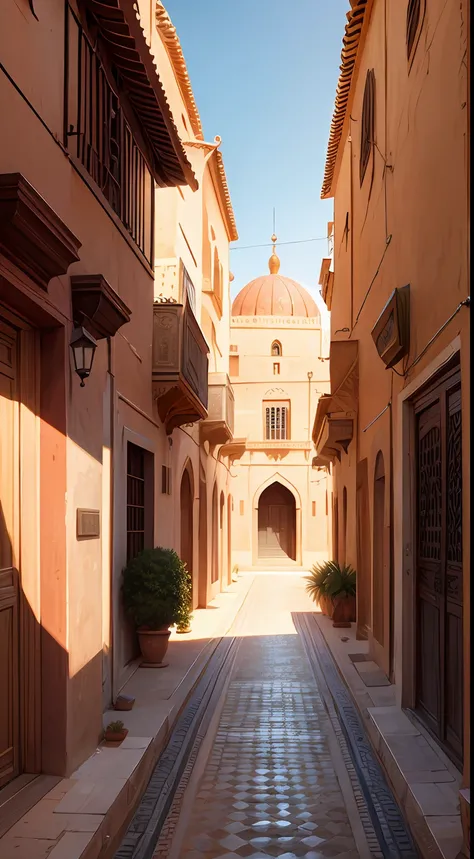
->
[229,238,330,570]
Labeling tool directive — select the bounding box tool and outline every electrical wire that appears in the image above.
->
[352,234,392,331]
[231,236,330,251]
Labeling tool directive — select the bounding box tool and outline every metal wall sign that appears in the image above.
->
[371,285,410,369]
[76,509,100,539]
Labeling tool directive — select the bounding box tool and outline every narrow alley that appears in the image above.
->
[115,574,418,859]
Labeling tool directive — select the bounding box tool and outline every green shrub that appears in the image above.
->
[305,561,331,603]
[122,547,192,631]
[324,561,356,598]
[106,720,124,733]
[306,561,356,603]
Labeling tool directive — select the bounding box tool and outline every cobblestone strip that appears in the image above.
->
[114,634,237,859]
[295,613,419,859]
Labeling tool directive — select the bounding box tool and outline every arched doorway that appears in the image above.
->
[373,452,385,647]
[198,473,207,607]
[211,483,219,584]
[342,486,348,564]
[180,466,193,602]
[227,495,232,586]
[258,482,296,561]
[219,491,225,587]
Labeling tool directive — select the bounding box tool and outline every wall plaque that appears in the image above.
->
[77,509,100,539]
[371,285,410,369]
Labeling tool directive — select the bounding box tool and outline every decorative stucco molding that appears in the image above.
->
[231,316,320,328]
[321,0,368,199]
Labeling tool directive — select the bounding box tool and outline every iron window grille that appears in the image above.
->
[64,5,154,265]
[126,443,146,561]
[264,402,290,440]
[360,69,375,186]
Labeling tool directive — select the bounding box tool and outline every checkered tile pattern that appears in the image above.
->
[177,634,359,859]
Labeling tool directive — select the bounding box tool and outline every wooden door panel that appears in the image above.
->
[0,318,20,787]
[0,570,19,788]
[415,366,463,767]
[417,596,441,733]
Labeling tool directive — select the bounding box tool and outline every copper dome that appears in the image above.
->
[231,242,319,319]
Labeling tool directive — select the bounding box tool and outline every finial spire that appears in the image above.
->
[268,232,280,274]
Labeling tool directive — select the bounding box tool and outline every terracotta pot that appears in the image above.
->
[138,628,170,664]
[318,594,330,616]
[331,595,356,627]
[104,728,128,743]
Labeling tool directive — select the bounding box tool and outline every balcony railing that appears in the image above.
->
[200,373,235,445]
[152,300,209,434]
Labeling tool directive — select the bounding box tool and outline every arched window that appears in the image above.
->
[407,0,425,61]
[360,69,375,185]
[271,340,282,357]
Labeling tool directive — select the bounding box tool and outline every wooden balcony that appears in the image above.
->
[200,373,235,445]
[152,300,209,434]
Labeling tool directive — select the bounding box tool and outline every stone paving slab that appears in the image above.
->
[161,576,369,859]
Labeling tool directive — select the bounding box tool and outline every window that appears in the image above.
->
[312,501,316,517]
[181,263,196,313]
[360,69,375,185]
[407,0,423,61]
[65,6,154,264]
[230,344,238,352]
[230,355,239,377]
[240,500,245,515]
[271,341,282,356]
[273,363,280,375]
[264,401,290,440]
[213,247,223,312]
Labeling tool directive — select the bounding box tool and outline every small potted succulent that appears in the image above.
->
[104,720,128,743]
[324,562,357,627]
[305,562,333,617]
[122,547,192,666]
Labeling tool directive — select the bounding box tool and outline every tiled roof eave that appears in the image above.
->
[85,0,198,191]
[321,0,368,200]
[155,1,204,140]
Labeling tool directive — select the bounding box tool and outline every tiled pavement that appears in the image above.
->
[161,575,367,859]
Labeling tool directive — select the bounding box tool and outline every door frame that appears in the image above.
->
[253,475,301,565]
[399,339,464,770]
[0,308,41,785]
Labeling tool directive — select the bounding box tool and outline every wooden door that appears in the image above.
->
[180,470,193,598]
[0,320,19,788]
[415,363,463,767]
[356,460,370,640]
[258,489,295,560]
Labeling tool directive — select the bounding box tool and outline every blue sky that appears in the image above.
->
[164,0,348,300]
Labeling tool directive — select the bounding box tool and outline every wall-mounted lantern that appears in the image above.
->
[70,326,97,387]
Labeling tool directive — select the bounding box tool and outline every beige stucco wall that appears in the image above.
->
[230,314,330,569]
[326,0,469,779]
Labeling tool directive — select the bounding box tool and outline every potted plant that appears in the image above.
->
[122,547,192,666]
[305,562,333,617]
[104,720,128,743]
[324,561,357,627]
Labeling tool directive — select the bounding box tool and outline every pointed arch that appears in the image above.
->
[271,340,282,356]
[252,474,302,566]
[252,472,301,511]
[180,457,195,603]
